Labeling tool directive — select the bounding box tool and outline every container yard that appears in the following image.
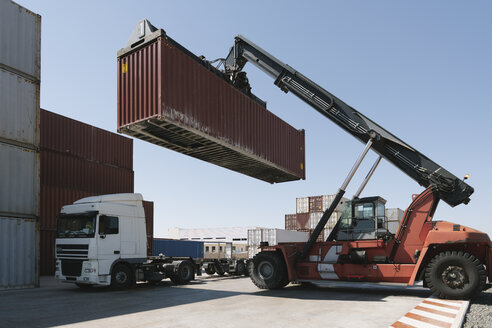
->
[1,1,490,328]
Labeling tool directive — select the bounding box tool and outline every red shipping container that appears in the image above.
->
[143,200,154,256]
[117,22,305,183]
[296,213,310,229]
[285,214,297,230]
[309,196,323,212]
[40,109,133,170]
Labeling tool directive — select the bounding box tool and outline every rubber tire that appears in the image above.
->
[75,283,93,289]
[235,260,246,276]
[205,265,216,275]
[111,264,134,290]
[249,251,289,289]
[171,261,195,285]
[214,263,226,276]
[424,251,486,300]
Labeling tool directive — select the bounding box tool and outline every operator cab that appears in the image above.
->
[334,196,389,241]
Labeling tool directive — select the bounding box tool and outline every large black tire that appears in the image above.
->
[111,264,134,290]
[171,261,195,285]
[235,260,246,276]
[215,263,226,276]
[424,251,487,300]
[205,265,216,275]
[75,283,93,289]
[249,251,289,289]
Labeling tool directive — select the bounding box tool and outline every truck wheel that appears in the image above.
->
[235,260,246,276]
[424,251,487,300]
[214,263,225,276]
[75,283,93,289]
[249,251,289,289]
[205,266,216,275]
[172,261,195,285]
[111,264,134,290]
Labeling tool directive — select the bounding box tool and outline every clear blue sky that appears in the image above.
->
[18,1,492,237]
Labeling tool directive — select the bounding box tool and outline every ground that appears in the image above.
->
[0,275,489,328]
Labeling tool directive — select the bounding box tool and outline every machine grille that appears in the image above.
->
[56,244,89,259]
[61,260,83,277]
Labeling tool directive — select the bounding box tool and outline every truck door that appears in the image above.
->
[97,215,121,274]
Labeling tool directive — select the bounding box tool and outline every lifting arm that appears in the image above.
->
[223,35,473,208]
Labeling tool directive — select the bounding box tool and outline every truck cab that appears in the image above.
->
[336,196,390,241]
[55,194,147,287]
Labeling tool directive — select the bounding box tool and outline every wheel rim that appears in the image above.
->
[441,265,468,289]
[115,271,128,284]
[258,261,274,280]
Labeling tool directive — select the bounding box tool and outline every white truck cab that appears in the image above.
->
[55,194,150,288]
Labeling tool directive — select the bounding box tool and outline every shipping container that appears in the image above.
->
[386,208,404,222]
[117,22,305,183]
[40,150,134,194]
[309,196,323,212]
[247,228,310,258]
[285,214,297,230]
[0,69,39,146]
[0,0,41,81]
[143,200,154,256]
[296,197,309,214]
[153,239,204,259]
[296,212,310,229]
[40,109,133,170]
[0,142,39,217]
[40,229,56,276]
[308,212,323,229]
[0,217,38,289]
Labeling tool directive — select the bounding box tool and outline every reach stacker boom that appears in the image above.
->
[221,35,491,299]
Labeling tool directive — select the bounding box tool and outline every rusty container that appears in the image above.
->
[117,20,305,183]
[309,196,323,212]
[39,109,135,275]
[143,200,154,256]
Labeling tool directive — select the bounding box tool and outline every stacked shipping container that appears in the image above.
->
[247,228,309,258]
[39,109,150,275]
[285,194,349,242]
[0,1,41,289]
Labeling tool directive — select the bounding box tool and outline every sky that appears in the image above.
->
[17,0,492,237]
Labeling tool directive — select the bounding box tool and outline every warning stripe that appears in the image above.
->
[390,298,469,328]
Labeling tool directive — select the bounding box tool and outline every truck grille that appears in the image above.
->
[56,244,89,259]
[61,260,83,277]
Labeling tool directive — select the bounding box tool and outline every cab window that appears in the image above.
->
[355,203,374,219]
[99,216,119,235]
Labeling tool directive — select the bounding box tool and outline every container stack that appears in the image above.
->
[247,228,309,258]
[385,208,405,234]
[39,109,148,275]
[0,1,41,289]
[285,194,349,242]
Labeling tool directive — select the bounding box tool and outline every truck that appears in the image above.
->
[54,194,199,289]
[153,238,249,277]
[212,30,491,299]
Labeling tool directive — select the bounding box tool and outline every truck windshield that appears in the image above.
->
[57,213,96,238]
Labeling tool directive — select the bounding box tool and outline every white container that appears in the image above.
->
[296,197,309,214]
[308,212,323,229]
[0,69,39,146]
[0,0,41,80]
[387,220,401,234]
[386,208,404,221]
[248,228,309,258]
[0,142,39,217]
[322,195,350,212]
[0,217,38,289]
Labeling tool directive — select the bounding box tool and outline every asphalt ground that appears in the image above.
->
[1,275,485,328]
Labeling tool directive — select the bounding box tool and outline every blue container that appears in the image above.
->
[153,239,204,259]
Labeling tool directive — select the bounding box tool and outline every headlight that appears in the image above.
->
[84,268,96,273]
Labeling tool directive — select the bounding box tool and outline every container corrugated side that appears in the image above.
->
[41,109,133,170]
[0,217,38,289]
[143,200,154,256]
[0,0,41,80]
[0,142,39,217]
[118,35,305,184]
[153,239,204,259]
[296,197,309,214]
[309,196,323,212]
[40,150,134,196]
[0,69,39,146]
